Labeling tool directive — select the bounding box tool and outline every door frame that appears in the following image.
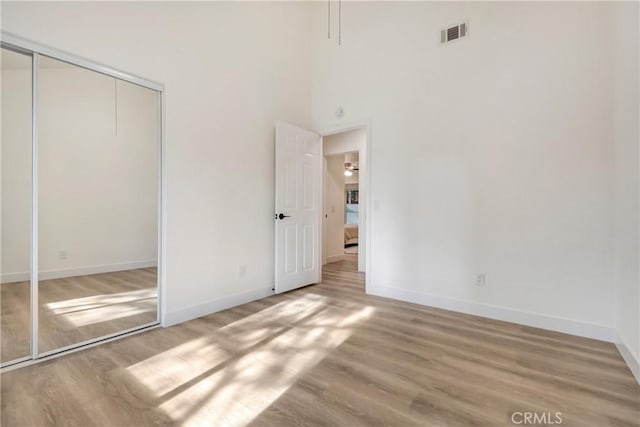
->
[317,119,371,292]
[0,31,166,370]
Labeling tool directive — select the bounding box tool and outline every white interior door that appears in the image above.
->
[275,121,322,293]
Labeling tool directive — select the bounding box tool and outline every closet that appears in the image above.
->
[1,37,163,367]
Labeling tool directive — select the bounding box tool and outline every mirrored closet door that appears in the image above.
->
[37,56,160,355]
[0,35,162,367]
[1,47,33,365]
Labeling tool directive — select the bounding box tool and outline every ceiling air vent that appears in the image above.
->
[441,22,468,44]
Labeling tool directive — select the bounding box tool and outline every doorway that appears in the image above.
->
[321,128,367,273]
[273,121,369,294]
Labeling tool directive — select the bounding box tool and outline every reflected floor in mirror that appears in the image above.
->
[0,281,30,362]
[1,268,157,360]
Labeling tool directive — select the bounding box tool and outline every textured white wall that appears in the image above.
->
[612,1,640,379]
[324,129,364,156]
[323,154,345,262]
[311,1,618,338]
[1,1,313,322]
[1,54,32,281]
[1,62,158,282]
[38,63,159,275]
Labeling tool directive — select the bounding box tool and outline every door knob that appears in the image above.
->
[278,213,291,220]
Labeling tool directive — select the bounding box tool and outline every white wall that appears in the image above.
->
[38,63,159,278]
[311,2,619,340]
[612,1,640,382]
[1,54,32,282]
[1,61,158,283]
[324,129,364,155]
[1,1,313,323]
[323,155,345,263]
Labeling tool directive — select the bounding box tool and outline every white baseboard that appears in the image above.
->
[163,286,273,327]
[0,271,30,284]
[368,284,616,343]
[615,333,640,385]
[1,260,157,284]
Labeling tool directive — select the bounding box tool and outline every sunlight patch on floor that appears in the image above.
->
[45,288,157,327]
[126,336,230,396]
[225,293,329,330]
[46,288,156,311]
[169,304,375,426]
[125,294,326,399]
[123,293,375,426]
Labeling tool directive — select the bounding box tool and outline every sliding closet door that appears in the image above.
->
[37,56,159,354]
[0,48,33,365]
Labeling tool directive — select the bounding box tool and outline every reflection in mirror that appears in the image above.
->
[38,56,159,354]
[1,47,33,363]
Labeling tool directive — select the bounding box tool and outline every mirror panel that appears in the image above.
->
[37,56,159,354]
[1,47,33,364]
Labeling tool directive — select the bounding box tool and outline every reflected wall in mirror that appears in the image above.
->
[1,47,33,363]
[37,56,159,354]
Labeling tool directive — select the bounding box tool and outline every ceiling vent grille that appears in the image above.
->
[441,22,468,44]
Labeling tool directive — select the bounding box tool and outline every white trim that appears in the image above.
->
[318,118,371,138]
[616,332,640,385]
[368,284,616,343]
[0,356,31,371]
[1,260,157,284]
[158,87,166,326]
[164,287,273,327]
[318,134,325,284]
[1,32,164,92]
[0,324,159,373]
[2,271,31,284]
[37,321,158,358]
[30,52,39,358]
[317,118,372,292]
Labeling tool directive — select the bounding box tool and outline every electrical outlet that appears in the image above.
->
[475,274,485,287]
[238,264,246,279]
[59,249,68,260]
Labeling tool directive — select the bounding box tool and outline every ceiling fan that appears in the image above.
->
[344,162,359,177]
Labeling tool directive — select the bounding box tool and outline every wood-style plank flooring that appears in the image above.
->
[1,259,638,426]
[1,268,157,361]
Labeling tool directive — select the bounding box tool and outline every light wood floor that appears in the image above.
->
[1,268,157,362]
[1,259,638,426]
